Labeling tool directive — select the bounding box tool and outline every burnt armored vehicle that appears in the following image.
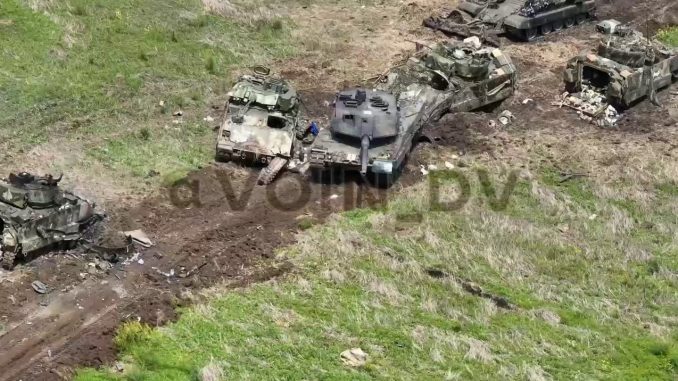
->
[0,173,97,270]
[216,67,301,185]
[563,21,678,110]
[308,41,516,185]
[424,0,596,44]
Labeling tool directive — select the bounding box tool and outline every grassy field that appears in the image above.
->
[0,0,295,179]
[657,26,678,47]
[76,163,677,380]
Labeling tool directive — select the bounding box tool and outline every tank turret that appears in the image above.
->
[331,89,398,174]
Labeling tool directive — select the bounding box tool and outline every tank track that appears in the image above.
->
[1,250,17,270]
[257,157,288,185]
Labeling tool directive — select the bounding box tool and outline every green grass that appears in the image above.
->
[75,166,678,380]
[657,26,678,47]
[0,0,294,179]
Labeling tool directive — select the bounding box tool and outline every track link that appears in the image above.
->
[257,157,288,185]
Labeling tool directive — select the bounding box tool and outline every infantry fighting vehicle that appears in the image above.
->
[563,20,678,109]
[0,172,97,270]
[216,67,301,185]
[424,0,596,44]
[308,40,516,186]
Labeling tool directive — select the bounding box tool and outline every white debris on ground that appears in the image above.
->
[555,84,622,127]
[463,36,482,49]
[498,110,515,125]
[123,229,153,248]
[340,348,368,367]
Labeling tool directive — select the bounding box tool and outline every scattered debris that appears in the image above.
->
[31,280,47,294]
[463,36,482,49]
[522,98,533,105]
[444,161,455,170]
[420,165,429,176]
[498,110,515,125]
[340,348,368,367]
[329,194,339,200]
[123,230,153,248]
[172,110,183,117]
[203,115,214,122]
[556,85,622,127]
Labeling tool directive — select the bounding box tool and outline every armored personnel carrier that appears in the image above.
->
[215,67,302,185]
[0,172,97,270]
[424,0,596,44]
[308,40,516,186]
[563,21,678,110]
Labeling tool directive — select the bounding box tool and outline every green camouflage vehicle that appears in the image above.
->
[215,67,302,185]
[425,0,596,44]
[0,172,98,270]
[308,40,516,186]
[563,20,678,110]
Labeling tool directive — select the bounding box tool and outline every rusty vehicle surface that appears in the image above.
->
[307,40,516,186]
[424,0,596,44]
[563,21,678,109]
[215,67,301,184]
[0,172,98,270]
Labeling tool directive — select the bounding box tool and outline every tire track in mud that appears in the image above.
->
[0,166,372,380]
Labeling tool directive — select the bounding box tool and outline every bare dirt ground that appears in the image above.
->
[1,1,676,379]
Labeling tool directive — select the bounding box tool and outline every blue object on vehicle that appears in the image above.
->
[309,121,319,136]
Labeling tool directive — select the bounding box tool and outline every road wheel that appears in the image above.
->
[540,23,553,35]
[524,27,539,41]
[552,20,564,31]
[564,17,575,28]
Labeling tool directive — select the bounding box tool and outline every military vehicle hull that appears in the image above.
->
[308,44,516,186]
[562,23,678,109]
[0,173,97,270]
[215,68,301,185]
[564,55,678,108]
[424,0,596,44]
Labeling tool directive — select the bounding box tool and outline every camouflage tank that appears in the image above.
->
[215,67,302,185]
[307,40,516,186]
[424,0,596,44]
[0,172,97,270]
[563,21,678,109]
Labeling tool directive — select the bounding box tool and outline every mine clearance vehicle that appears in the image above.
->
[563,20,678,109]
[215,67,302,185]
[424,0,596,44]
[0,172,97,270]
[308,40,516,186]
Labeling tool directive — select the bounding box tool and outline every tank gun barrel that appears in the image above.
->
[360,135,370,175]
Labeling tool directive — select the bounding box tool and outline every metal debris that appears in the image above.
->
[31,280,47,294]
[498,110,515,125]
[123,229,153,248]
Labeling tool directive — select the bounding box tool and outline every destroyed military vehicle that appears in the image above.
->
[424,0,596,44]
[308,40,516,186]
[0,172,98,270]
[561,20,678,118]
[215,67,302,185]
